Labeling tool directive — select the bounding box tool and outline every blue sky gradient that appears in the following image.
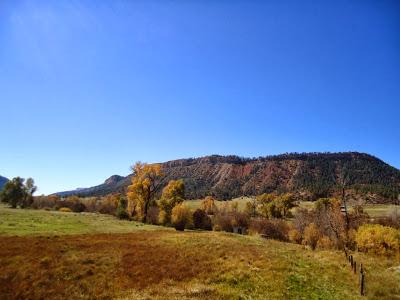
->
[1,0,399,194]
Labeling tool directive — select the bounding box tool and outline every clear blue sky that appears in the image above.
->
[1,0,399,195]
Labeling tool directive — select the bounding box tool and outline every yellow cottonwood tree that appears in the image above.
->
[171,203,192,231]
[200,196,218,215]
[159,179,185,225]
[127,162,164,222]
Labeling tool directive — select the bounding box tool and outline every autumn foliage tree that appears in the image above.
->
[303,223,320,250]
[171,203,192,231]
[245,197,258,217]
[200,196,218,215]
[127,162,165,222]
[256,193,296,219]
[314,198,347,249]
[158,179,185,225]
[277,193,296,218]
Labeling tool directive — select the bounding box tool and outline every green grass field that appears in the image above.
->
[184,197,252,211]
[185,197,398,218]
[0,204,162,235]
[361,204,399,218]
[297,201,399,218]
[0,205,399,299]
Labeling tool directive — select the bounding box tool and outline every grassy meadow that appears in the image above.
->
[0,204,162,236]
[184,197,398,218]
[184,197,252,211]
[0,205,399,299]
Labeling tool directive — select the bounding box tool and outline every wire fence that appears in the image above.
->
[346,253,366,296]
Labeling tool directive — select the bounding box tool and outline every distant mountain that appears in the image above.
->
[56,175,127,197]
[0,176,9,190]
[54,152,400,203]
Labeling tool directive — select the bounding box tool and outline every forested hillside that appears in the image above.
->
[55,152,400,202]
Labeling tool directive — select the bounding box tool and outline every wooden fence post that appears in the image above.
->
[360,271,365,296]
[360,264,365,296]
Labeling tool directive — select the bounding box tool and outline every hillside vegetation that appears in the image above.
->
[0,206,399,299]
[56,152,400,203]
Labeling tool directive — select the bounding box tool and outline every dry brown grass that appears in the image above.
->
[0,217,399,299]
[0,232,219,299]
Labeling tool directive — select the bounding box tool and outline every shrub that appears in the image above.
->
[60,196,86,213]
[211,202,249,233]
[244,198,258,217]
[193,209,212,230]
[146,206,159,224]
[71,201,86,213]
[249,218,289,241]
[288,229,302,244]
[116,196,129,220]
[171,203,192,231]
[355,224,400,255]
[32,195,60,210]
[256,193,275,204]
[292,207,315,235]
[80,197,99,213]
[158,209,168,225]
[231,211,250,229]
[98,195,119,215]
[303,223,320,250]
[59,207,72,213]
[213,214,233,232]
[317,236,334,250]
[259,201,282,219]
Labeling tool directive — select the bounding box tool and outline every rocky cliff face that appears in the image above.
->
[104,175,125,185]
[55,152,400,202]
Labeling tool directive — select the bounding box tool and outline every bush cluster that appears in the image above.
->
[355,224,400,255]
[30,194,119,214]
[288,198,358,250]
[249,218,289,241]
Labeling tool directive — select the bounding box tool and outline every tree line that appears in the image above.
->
[1,163,399,256]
